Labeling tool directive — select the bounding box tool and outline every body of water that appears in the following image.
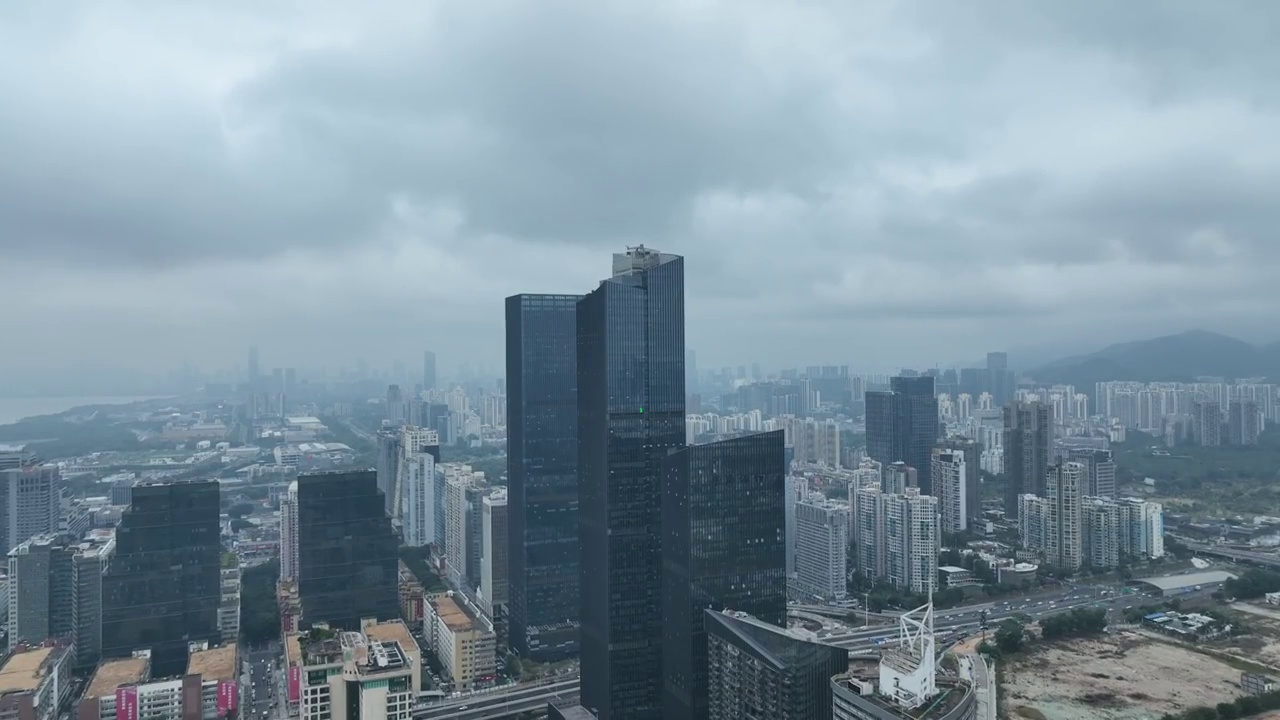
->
[0,396,170,426]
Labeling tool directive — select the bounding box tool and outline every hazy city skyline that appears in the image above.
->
[2,2,1277,379]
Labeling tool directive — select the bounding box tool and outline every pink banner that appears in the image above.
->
[115,687,138,720]
[288,665,300,703]
[217,680,239,715]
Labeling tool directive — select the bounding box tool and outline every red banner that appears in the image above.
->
[115,687,138,720]
[288,665,300,703]
[217,680,239,715]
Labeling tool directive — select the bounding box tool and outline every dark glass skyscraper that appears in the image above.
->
[101,480,221,677]
[295,470,400,630]
[662,430,787,720]
[578,247,685,720]
[865,377,940,494]
[506,294,582,662]
[1004,401,1051,518]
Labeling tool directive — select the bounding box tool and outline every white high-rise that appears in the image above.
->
[856,487,886,582]
[280,480,299,582]
[794,495,849,605]
[1018,494,1049,553]
[479,489,508,615]
[784,475,808,576]
[849,460,882,540]
[399,427,440,548]
[1046,462,1084,572]
[885,489,939,595]
[931,449,967,536]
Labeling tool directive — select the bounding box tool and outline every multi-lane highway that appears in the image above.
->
[243,645,283,720]
[410,579,1199,720]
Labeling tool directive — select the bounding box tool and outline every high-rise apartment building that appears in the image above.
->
[295,470,399,631]
[1018,494,1049,553]
[0,464,62,553]
[1192,400,1223,446]
[661,431,787,720]
[884,489,939,595]
[1045,462,1083,572]
[480,489,508,616]
[936,438,980,526]
[785,475,807,577]
[849,460,881,545]
[375,431,402,517]
[865,378,939,494]
[931,448,967,536]
[399,426,440,547]
[787,418,841,468]
[1067,448,1116,498]
[1082,498,1122,569]
[280,481,299,582]
[881,462,917,495]
[1229,400,1261,446]
[577,247,685,720]
[505,293,582,662]
[7,534,74,651]
[1121,498,1165,560]
[794,497,849,605]
[856,487,886,583]
[442,466,486,591]
[101,480,221,677]
[704,609,848,720]
[1003,401,1050,519]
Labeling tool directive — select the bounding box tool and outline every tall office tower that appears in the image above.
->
[280,481,299,582]
[399,427,440,547]
[986,351,1014,407]
[1002,401,1050,519]
[865,379,939,494]
[375,430,402,517]
[704,609,848,720]
[1082,499,1122,569]
[855,487,886,582]
[0,464,61,553]
[480,488,508,616]
[7,534,74,651]
[1045,462,1083,572]
[884,489,940,595]
[433,464,447,548]
[423,350,438,391]
[72,534,115,669]
[101,480,221,677]
[931,448,967,536]
[794,497,849,605]
[1017,494,1049,553]
[1229,400,1261,445]
[577,247,685,720]
[443,469,481,589]
[936,438,980,526]
[1068,448,1116,498]
[881,462,917,495]
[386,384,407,425]
[505,293,582,661]
[1192,400,1223,446]
[295,470,399,631]
[662,431,787,720]
[247,346,260,388]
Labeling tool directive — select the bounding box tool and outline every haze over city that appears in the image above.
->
[3,1,1278,387]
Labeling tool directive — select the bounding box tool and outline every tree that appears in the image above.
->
[994,619,1025,654]
[231,518,253,533]
[227,502,255,519]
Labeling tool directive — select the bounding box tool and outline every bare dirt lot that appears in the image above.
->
[1001,632,1243,720]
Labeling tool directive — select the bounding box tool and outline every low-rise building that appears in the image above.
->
[218,561,241,643]
[0,644,73,720]
[937,567,979,589]
[423,592,495,692]
[287,619,420,720]
[75,643,239,720]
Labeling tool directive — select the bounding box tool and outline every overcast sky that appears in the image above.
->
[1,1,1277,380]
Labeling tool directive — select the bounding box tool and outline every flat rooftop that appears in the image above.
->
[1136,570,1236,592]
[430,595,476,632]
[187,645,237,682]
[85,658,149,699]
[286,633,302,667]
[0,647,55,695]
[363,620,417,655]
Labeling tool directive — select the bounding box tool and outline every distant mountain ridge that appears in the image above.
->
[1029,330,1280,389]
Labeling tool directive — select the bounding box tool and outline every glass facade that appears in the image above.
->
[662,430,788,720]
[865,377,940,495]
[578,249,685,720]
[296,470,400,630]
[101,480,221,677]
[506,294,584,660]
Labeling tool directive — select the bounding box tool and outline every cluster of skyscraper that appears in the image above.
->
[506,248,790,720]
[1097,380,1274,446]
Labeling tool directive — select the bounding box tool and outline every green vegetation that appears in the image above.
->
[1222,568,1280,600]
[1160,689,1280,719]
[1114,428,1280,514]
[241,559,281,645]
[226,502,255,519]
[231,518,253,532]
[1038,608,1106,640]
[0,415,142,459]
[398,546,448,593]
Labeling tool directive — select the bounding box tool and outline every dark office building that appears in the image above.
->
[705,610,847,720]
[578,247,685,720]
[1004,401,1051,518]
[506,295,583,661]
[295,470,400,630]
[101,481,221,677]
[662,431,787,720]
[423,350,437,390]
[864,377,940,494]
[375,430,401,516]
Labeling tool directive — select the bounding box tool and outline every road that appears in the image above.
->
[1182,540,1280,568]
[243,645,284,720]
